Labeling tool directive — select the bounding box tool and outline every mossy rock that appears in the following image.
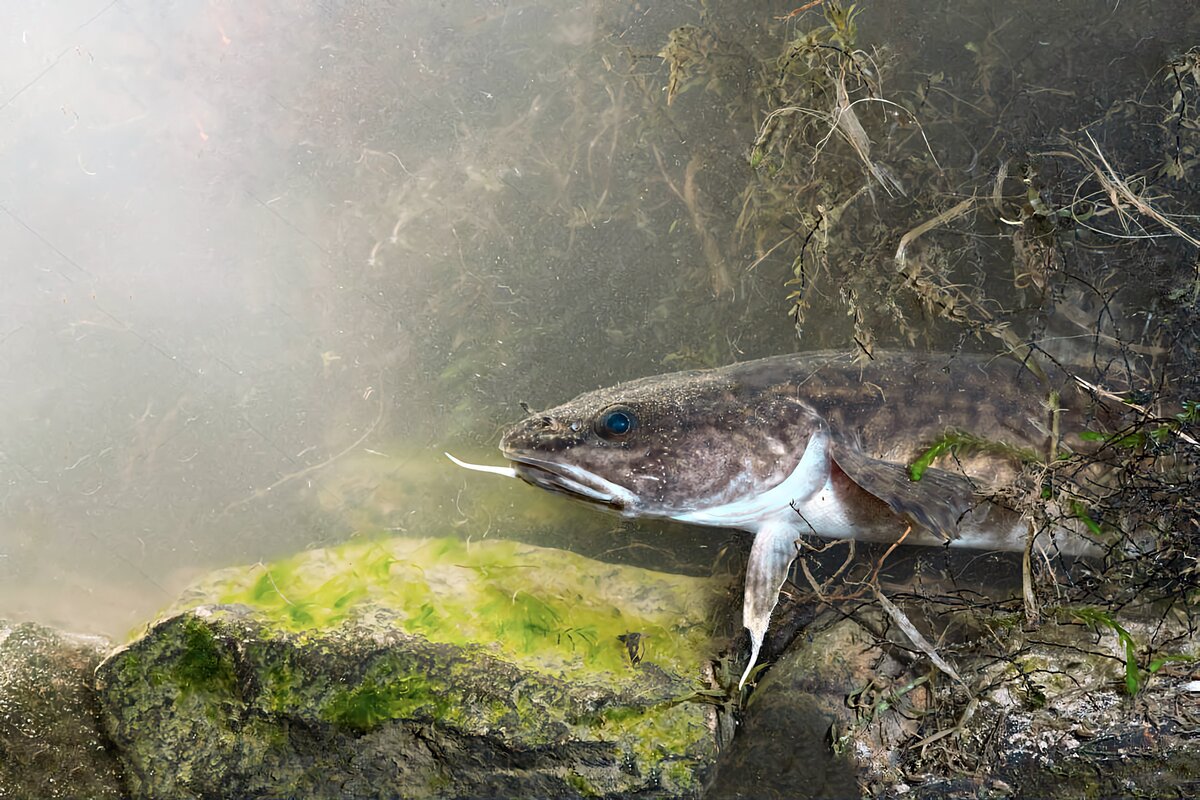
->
[95,536,731,799]
[706,616,865,800]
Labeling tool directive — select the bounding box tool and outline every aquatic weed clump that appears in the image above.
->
[652,3,1200,793]
[741,2,1200,572]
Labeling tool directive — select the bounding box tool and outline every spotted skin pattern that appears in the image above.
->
[498,350,1105,685]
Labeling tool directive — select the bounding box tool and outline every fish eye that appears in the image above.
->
[595,406,637,439]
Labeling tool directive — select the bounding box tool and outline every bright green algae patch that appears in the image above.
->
[186,535,718,684]
[98,537,730,799]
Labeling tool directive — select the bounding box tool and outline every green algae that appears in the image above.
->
[193,535,720,685]
[565,772,602,797]
[174,616,237,696]
[322,669,448,731]
[261,662,304,714]
[586,699,712,794]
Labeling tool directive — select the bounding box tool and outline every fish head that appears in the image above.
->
[499,367,827,521]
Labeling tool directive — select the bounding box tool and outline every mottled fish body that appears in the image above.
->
[489,350,1105,685]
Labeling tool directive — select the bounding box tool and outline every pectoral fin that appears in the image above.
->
[739,518,800,688]
[831,443,974,541]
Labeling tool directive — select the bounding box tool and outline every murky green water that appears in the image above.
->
[1,0,1196,655]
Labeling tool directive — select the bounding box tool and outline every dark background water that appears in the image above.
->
[1,0,1197,636]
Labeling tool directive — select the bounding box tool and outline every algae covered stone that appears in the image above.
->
[96,536,730,799]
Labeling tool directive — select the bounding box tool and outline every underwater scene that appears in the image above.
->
[1,1,1198,797]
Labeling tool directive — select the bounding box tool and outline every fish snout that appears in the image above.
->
[499,414,576,453]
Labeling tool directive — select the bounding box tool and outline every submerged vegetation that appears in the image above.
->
[645,1,1200,790]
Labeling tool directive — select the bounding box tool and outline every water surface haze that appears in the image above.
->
[1,0,1196,639]
[1,0,756,635]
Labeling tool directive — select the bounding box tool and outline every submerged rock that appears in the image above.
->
[731,602,1200,799]
[0,620,124,800]
[706,613,895,800]
[94,536,732,800]
[900,609,1200,799]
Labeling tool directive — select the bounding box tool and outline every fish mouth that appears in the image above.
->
[503,451,637,512]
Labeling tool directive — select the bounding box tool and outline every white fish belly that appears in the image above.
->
[790,481,862,539]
